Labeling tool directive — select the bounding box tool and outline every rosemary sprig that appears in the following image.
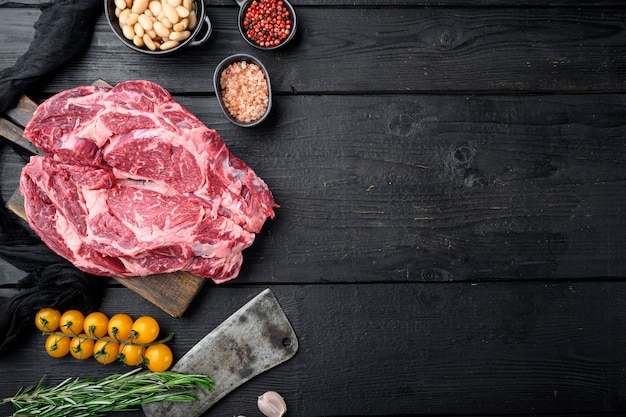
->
[2,368,214,417]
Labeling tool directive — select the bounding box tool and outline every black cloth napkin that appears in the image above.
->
[0,0,105,354]
[0,203,64,272]
[0,203,106,354]
[0,0,103,114]
[0,265,105,354]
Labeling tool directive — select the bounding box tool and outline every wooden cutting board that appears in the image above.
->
[1,80,205,318]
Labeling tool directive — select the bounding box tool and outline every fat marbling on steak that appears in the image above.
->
[20,80,278,283]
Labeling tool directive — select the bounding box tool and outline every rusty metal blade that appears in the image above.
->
[142,288,298,417]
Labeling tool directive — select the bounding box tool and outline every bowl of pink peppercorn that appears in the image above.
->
[235,0,297,50]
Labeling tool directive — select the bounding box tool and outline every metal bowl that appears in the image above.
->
[105,0,212,55]
[213,54,273,128]
[235,0,297,50]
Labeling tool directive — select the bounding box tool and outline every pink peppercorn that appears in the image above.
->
[243,0,292,47]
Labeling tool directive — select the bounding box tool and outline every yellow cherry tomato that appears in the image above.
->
[35,308,61,332]
[70,335,95,360]
[45,334,71,358]
[143,344,173,372]
[108,313,134,341]
[119,343,144,366]
[59,310,85,335]
[130,316,160,344]
[94,340,120,365]
[83,312,109,338]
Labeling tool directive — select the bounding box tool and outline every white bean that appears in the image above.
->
[161,17,173,29]
[188,10,197,30]
[163,4,179,24]
[143,33,157,50]
[118,8,131,25]
[122,24,135,40]
[133,35,144,47]
[134,22,145,37]
[153,21,170,39]
[173,18,188,32]
[169,30,190,41]
[175,5,189,18]
[149,1,162,16]
[160,40,179,50]
[138,13,153,30]
[117,0,193,51]
[131,0,149,14]
[126,12,139,26]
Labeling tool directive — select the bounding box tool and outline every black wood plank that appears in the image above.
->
[1,94,624,283]
[0,8,38,62]
[191,93,626,283]
[1,7,624,95]
[0,144,26,204]
[3,0,626,7]
[0,142,30,284]
[1,283,626,416]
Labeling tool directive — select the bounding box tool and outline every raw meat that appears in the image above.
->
[20,80,278,283]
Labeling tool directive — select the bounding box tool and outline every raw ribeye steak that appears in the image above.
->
[20,80,278,283]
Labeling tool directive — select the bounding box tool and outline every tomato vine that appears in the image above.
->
[36,308,174,372]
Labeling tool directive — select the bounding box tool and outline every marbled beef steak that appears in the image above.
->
[19,80,277,283]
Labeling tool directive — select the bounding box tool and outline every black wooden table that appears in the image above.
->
[1,1,626,416]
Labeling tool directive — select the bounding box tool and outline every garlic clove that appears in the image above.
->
[257,391,287,417]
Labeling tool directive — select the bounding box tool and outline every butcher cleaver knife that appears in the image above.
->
[142,288,298,417]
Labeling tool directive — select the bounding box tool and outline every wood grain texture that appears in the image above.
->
[1,1,625,416]
[3,0,625,9]
[161,93,624,284]
[2,93,625,285]
[0,117,39,155]
[2,283,626,416]
[1,7,624,95]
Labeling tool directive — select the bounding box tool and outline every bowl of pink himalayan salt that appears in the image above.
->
[213,54,272,127]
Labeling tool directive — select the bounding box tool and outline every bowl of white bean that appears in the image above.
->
[105,0,212,54]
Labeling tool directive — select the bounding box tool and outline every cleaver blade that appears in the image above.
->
[142,288,298,417]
